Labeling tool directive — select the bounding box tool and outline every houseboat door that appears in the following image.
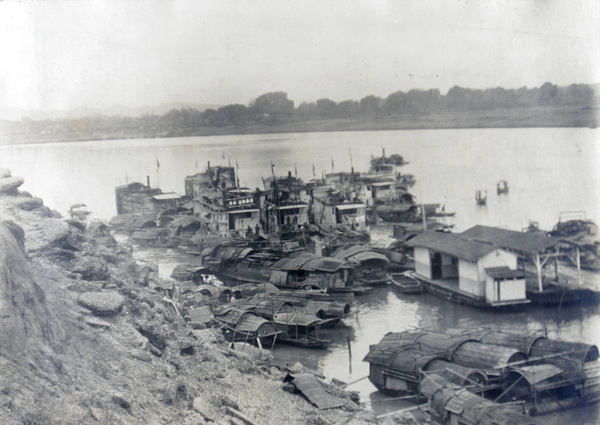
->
[431,252,442,279]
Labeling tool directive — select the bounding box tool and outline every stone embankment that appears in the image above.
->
[0,168,392,425]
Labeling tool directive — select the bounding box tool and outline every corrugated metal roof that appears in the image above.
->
[406,231,497,262]
[461,225,559,254]
[292,373,345,409]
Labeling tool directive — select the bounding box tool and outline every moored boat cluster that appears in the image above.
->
[96,153,600,421]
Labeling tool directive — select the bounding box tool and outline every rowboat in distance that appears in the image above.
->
[390,271,423,294]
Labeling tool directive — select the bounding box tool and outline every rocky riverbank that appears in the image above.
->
[0,169,389,425]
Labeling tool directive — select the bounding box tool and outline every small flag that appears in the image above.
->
[331,157,334,171]
[228,156,231,167]
[156,158,160,170]
[294,163,297,177]
[312,163,316,177]
[236,159,239,169]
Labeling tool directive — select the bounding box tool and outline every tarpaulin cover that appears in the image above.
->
[292,373,345,409]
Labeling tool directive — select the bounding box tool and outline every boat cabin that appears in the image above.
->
[334,245,390,285]
[269,251,357,291]
[407,231,529,307]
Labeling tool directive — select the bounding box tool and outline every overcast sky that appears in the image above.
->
[1,0,598,113]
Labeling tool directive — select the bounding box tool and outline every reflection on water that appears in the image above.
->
[264,283,600,411]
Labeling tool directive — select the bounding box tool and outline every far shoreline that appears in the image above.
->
[2,105,597,146]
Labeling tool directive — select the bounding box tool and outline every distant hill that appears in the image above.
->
[0,102,221,121]
[1,83,598,145]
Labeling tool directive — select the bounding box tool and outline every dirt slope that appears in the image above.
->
[0,169,380,425]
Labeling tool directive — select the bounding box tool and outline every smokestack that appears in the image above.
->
[207,161,211,171]
[147,175,150,188]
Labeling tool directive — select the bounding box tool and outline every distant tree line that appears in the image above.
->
[4,83,597,142]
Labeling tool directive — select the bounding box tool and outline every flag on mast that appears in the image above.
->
[156,158,160,171]
[331,157,334,172]
[312,163,316,177]
[294,163,297,177]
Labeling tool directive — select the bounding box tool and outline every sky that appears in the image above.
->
[0,0,599,114]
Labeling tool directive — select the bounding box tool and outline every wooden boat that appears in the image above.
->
[496,180,509,195]
[213,308,280,348]
[364,328,600,416]
[390,271,423,294]
[475,189,487,205]
[273,312,332,348]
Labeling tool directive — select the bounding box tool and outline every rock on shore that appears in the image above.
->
[0,169,376,425]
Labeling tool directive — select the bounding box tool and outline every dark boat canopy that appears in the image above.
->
[271,252,353,272]
[334,246,390,264]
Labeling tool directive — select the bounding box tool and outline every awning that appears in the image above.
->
[152,193,181,201]
[228,208,260,214]
[335,204,365,211]
[277,204,308,210]
[513,364,564,385]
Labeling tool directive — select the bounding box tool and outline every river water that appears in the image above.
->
[2,128,600,419]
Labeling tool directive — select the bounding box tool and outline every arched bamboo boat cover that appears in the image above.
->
[420,375,539,425]
[451,341,527,369]
[304,300,351,317]
[529,338,599,364]
[273,312,323,327]
[363,332,425,367]
[213,308,278,338]
[334,246,390,264]
[231,295,293,319]
[507,362,585,393]
[272,252,354,272]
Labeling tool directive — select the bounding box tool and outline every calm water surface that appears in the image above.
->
[2,129,600,420]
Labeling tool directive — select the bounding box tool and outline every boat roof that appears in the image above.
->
[271,252,350,272]
[274,312,322,327]
[276,204,308,210]
[335,246,389,263]
[484,267,525,280]
[152,193,181,201]
[407,231,498,262]
[228,208,260,214]
[461,225,559,254]
[370,181,395,187]
[168,215,202,228]
[335,203,366,210]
